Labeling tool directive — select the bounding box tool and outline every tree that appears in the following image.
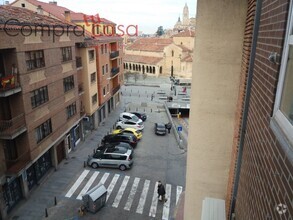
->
[124,71,131,82]
[156,26,164,36]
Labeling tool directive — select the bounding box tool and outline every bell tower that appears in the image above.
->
[183,3,189,25]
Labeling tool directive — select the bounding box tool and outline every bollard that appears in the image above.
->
[144,108,145,112]
[136,107,138,111]
[139,94,140,97]
[54,196,57,206]
[45,208,48,217]
[151,109,152,112]
[113,124,115,129]
[84,161,87,168]
[129,107,131,111]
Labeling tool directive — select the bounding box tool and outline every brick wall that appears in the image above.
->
[234,0,293,219]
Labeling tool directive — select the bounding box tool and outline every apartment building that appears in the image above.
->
[184,0,293,219]
[0,6,85,218]
[11,0,124,127]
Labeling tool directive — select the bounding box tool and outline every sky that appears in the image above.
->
[39,0,197,34]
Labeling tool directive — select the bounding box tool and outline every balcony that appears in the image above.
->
[0,74,21,97]
[111,67,120,78]
[0,114,27,139]
[78,83,85,95]
[110,51,119,59]
[76,57,82,69]
[112,84,121,96]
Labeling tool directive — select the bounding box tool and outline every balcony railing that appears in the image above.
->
[5,150,31,175]
[111,67,120,77]
[76,57,82,69]
[112,84,121,96]
[78,83,84,95]
[110,51,119,59]
[0,74,21,97]
[0,114,27,139]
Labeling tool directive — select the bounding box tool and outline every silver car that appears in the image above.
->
[87,146,133,171]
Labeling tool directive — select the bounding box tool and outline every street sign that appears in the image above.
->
[177,126,183,132]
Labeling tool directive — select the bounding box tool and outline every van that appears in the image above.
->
[119,112,143,123]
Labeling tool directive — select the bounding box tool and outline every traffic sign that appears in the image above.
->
[177,126,183,132]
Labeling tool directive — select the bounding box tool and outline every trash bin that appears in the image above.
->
[82,184,107,213]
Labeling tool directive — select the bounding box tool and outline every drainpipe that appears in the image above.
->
[229,0,263,219]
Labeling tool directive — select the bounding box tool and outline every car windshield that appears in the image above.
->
[157,124,165,129]
[132,115,139,121]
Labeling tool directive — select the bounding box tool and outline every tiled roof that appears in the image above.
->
[0,5,80,30]
[177,45,191,52]
[126,38,172,52]
[182,55,193,62]
[12,0,114,24]
[172,30,195,37]
[124,54,162,65]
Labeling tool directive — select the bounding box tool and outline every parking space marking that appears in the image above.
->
[124,177,140,211]
[149,182,159,217]
[162,184,171,220]
[76,171,99,200]
[112,176,130,208]
[65,170,90,198]
[136,179,150,214]
[106,174,120,201]
[176,186,183,205]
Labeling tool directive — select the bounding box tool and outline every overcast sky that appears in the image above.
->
[45,0,197,34]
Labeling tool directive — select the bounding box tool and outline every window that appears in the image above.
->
[63,75,74,92]
[105,44,108,53]
[101,45,104,54]
[90,72,96,82]
[25,50,45,70]
[102,65,105,75]
[92,93,97,105]
[103,87,106,96]
[61,47,72,62]
[271,6,293,146]
[66,102,77,119]
[106,64,108,73]
[35,119,52,143]
[107,84,109,93]
[89,50,95,61]
[31,86,49,108]
[21,3,25,7]
[172,50,174,57]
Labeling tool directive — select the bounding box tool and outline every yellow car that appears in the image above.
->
[112,128,142,140]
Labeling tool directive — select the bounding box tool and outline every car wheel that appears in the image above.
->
[117,126,122,129]
[119,165,127,171]
[91,163,99,169]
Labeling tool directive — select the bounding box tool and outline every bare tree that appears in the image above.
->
[124,71,131,83]
[142,73,147,84]
[134,72,139,84]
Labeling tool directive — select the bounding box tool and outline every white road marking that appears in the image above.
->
[136,179,150,214]
[176,186,183,205]
[106,174,120,201]
[162,184,171,220]
[76,171,99,200]
[124,177,140,211]
[149,182,159,217]
[98,172,110,185]
[65,170,89,198]
[112,176,130,208]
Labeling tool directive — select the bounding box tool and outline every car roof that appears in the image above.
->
[156,123,166,127]
[120,112,136,117]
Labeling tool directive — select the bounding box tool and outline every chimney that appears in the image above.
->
[64,10,71,22]
[49,1,57,5]
[37,5,43,15]
[5,1,9,5]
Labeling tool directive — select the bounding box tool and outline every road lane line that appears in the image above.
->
[112,176,130,208]
[124,177,140,211]
[149,182,159,217]
[176,186,183,205]
[162,184,171,220]
[136,179,150,214]
[106,174,120,201]
[65,170,90,198]
[76,171,99,200]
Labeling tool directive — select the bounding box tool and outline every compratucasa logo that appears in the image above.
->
[2,13,138,41]
[275,203,287,215]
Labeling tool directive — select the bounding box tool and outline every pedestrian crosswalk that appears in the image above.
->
[65,169,183,219]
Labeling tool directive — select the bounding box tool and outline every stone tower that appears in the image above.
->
[183,3,189,25]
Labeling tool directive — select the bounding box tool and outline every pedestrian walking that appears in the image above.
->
[165,122,172,134]
[157,181,167,202]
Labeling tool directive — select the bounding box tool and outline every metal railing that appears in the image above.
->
[112,84,121,95]
[76,57,82,68]
[110,51,119,59]
[111,67,120,77]
[0,113,26,138]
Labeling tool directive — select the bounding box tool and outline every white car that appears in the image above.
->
[119,112,142,124]
[116,120,144,131]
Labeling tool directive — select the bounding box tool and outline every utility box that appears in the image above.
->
[82,184,107,213]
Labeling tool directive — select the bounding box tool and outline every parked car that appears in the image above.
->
[112,128,143,140]
[87,146,133,171]
[155,123,167,135]
[116,120,144,131]
[101,133,138,147]
[130,112,147,121]
[119,112,143,123]
[97,142,133,151]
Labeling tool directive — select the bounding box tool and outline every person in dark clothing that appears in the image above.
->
[165,122,172,133]
[157,181,167,202]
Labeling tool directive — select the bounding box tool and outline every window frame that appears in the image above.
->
[88,50,95,61]
[92,93,97,105]
[271,2,293,147]
[35,119,52,143]
[63,75,75,92]
[90,72,96,83]
[25,50,45,71]
[61,47,72,62]
[66,102,77,119]
[31,86,49,108]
